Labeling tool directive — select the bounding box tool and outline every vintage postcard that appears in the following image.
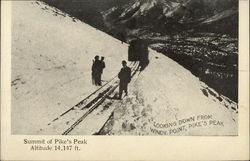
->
[1,0,249,160]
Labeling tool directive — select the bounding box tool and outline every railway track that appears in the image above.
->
[39,62,139,135]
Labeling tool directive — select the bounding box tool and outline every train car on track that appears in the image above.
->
[128,39,149,70]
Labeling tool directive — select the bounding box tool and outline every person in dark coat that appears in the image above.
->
[92,55,101,86]
[118,60,131,99]
[98,56,106,85]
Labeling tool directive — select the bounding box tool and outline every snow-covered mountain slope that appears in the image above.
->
[104,49,237,135]
[11,1,128,134]
[11,1,237,135]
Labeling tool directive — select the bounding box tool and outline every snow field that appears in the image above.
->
[109,49,237,135]
[12,1,128,134]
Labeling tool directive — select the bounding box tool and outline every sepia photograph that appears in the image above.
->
[11,0,239,136]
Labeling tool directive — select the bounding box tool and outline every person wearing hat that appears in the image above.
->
[118,60,131,99]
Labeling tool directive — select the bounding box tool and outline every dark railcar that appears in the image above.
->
[128,39,148,61]
[128,39,149,70]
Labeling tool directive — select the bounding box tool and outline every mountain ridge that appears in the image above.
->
[103,0,238,35]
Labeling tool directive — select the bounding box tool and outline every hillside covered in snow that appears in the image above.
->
[11,1,129,134]
[11,1,238,135]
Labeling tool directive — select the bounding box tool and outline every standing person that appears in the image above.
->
[99,56,106,86]
[118,60,131,99]
[92,55,100,86]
